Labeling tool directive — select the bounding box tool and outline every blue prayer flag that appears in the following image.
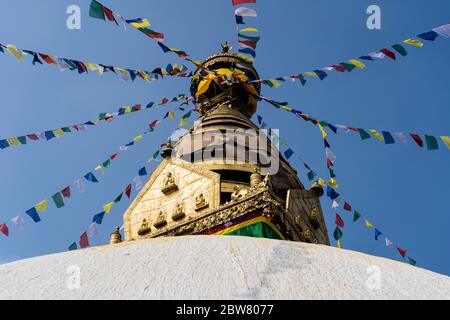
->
[375,229,383,240]
[92,212,105,225]
[382,131,395,145]
[284,149,294,160]
[139,167,148,176]
[26,207,41,223]
[84,172,99,183]
[417,31,439,41]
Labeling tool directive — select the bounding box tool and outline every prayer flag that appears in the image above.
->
[0,224,9,237]
[365,219,374,228]
[349,59,365,69]
[375,229,383,240]
[408,258,417,266]
[127,18,150,28]
[88,223,98,238]
[394,132,407,144]
[68,242,78,251]
[75,179,85,193]
[235,15,245,24]
[235,7,257,17]
[432,23,450,38]
[114,193,123,203]
[392,44,408,56]
[440,136,450,149]
[134,176,143,190]
[11,215,24,231]
[239,48,256,57]
[84,172,99,183]
[335,213,345,228]
[380,48,396,60]
[327,186,340,200]
[334,226,343,241]
[52,192,65,209]
[359,129,371,140]
[232,0,256,5]
[385,238,394,248]
[35,199,48,213]
[410,134,424,148]
[89,0,105,20]
[5,44,24,61]
[179,119,189,127]
[93,212,105,225]
[403,39,424,47]
[103,202,114,214]
[307,171,317,181]
[125,184,132,198]
[26,207,41,223]
[425,135,439,151]
[343,202,352,212]
[139,167,148,176]
[369,130,384,141]
[417,31,439,41]
[79,232,90,249]
[353,211,362,222]
[240,27,259,33]
[397,247,407,258]
[382,131,395,144]
[284,149,294,159]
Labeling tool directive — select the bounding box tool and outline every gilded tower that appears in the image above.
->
[122,45,330,245]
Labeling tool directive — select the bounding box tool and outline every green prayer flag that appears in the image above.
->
[392,44,408,57]
[353,211,362,222]
[103,159,111,168]
[307,171,317,181]
[425,135,439,151]
[359,129,371,140]
[52,192,65,209]
[68,242,78,251]
[17,136,27,145]
[62,127,71,133]
[114,193,123,203]
[299,76,307,86]
[99,113,107,120]
[334,226,343,241]
[408,258,417,266]
[340,63,356,72]
[330,169,336,178]
[182,111,192,119]
[89,0,105,20]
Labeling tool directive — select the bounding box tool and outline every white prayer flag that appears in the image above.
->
[235,7,257,17]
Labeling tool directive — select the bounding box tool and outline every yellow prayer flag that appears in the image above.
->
[85,63,99,72]
[318,124,328,140]
[134,135,143,142]
[95,165,105,175]
[240,27,259,33]
[168,111,175,119]
[6,44,24,61]
[349,59,366,69]
[179,119,189,127]
[281,105,293,112]
[365,219,374,228]
[237,54,254,63]
[440,136,450,150]
[337,240,342,249]
[53,129,65,138]
[124,106,132,113]
[403,39,424,48]
[35,199,48,213]
[7,137,20,147]
[270,80,282,88]
[103,202,114,214]
[130,19,151,29]
[305,72,319,78]
[369,130,384,141]
[318,178,327,187]
[329,178,339,189]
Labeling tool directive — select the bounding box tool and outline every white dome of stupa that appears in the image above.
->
[0,236,449,300]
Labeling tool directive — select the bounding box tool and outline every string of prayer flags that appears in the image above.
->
[89,1,197,63]
[233,0,259,62]
[0,93,190,151]
[260,94,449,153]
[250,23,449,89]
[0,42,190,84]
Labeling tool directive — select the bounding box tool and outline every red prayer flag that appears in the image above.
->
[410,134,424,148]
[61,186,71,199]
[335,213,345,228]
[239,40,257,49]
[125,184,132,198]
[27,134,40,141]
[103,6,118,25]
[232,0,256,5]
[343,202,352,212]
[160,98,169,105]
[79,232,90,249]
[380,48,396,60]
[326,158,333,169]
[331,65,347,72]
[397,247,407,258]
[110,153,120,160]
[0,224,9,237]
[38,53,56,64]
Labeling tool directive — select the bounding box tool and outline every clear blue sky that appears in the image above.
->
[0,0,449,275]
